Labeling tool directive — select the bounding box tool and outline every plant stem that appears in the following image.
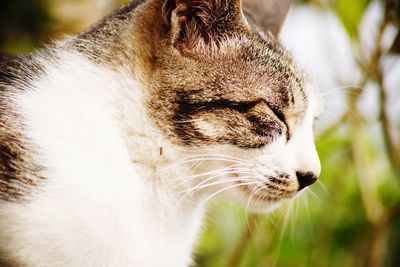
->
[225,214,260,267]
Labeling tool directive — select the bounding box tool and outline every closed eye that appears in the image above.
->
[194,99,291,141]
[176,93,291,141]
[178,98,262,114]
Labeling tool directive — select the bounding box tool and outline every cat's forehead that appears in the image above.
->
[154,32,311,123]
[191,35,303,88]
[178,35,308,111]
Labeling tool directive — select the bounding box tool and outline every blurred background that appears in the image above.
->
[1,0,399,266]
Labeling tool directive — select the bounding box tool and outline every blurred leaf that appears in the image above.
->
[0,0,53,53]
[333,0,371,37]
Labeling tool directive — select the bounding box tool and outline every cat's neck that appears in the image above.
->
[67,0,165,78]
[14,48,206,264]
[57,0,209,255]
[100,64,208,260]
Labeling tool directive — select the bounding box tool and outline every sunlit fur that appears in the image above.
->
[0,0,321,266]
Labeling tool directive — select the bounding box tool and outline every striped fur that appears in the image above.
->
[0,0,321,266]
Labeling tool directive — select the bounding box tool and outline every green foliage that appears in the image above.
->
[0,0,52,53]
[333,0,371,37]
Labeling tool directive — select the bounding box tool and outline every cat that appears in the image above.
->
[0,0,321,266]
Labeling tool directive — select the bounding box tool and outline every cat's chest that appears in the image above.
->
[5,52,204,266]
[3,177,203,266]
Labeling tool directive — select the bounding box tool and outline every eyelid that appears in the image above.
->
[194,99,262,113]
[226,100,260,113]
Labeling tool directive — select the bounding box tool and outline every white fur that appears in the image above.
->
[1,51,204,267]
[0,49,320,266]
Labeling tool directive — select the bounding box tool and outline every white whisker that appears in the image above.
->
[199,181,260,206]
[178,176,253,196]
[175,177,255,209]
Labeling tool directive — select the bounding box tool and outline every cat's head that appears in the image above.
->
[142,0,321,211]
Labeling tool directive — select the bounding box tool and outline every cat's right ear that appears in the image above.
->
[161,0,242,51]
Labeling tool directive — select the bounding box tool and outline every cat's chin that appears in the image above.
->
[245,202,281,213]
[240,195,291,213]
[222,184,297,213]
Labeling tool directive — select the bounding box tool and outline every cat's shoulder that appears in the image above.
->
[0,53,25,85]
[0,53,44,203]
[0,52,44,90]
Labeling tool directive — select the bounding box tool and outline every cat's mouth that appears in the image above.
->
[233,173,297,204]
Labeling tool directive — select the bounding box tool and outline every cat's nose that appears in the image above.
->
[296,171,318,191]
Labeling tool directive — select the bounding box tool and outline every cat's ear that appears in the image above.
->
[242,0,292,37]
[162,0,243,50]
